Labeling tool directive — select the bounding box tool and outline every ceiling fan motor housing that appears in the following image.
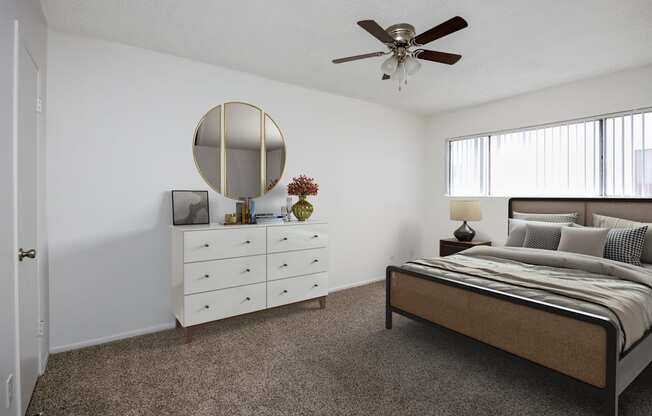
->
[385,23,416,44]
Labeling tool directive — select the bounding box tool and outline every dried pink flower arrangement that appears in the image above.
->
[287,175,319,196]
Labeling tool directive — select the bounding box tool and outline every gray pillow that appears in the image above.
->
[513,211,578,223]
[523,223,567,250]
[506,219,572,247]
[557,227,609,257]
[593,214,652,263]
[604,226,648,266]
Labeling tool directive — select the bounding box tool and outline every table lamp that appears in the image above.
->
[450,200,482,242]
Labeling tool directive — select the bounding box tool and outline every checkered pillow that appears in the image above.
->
[604,226,648,266]
[523,223,564,251]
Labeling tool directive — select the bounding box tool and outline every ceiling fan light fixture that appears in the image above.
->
[380,55,398,75]
[333,16,468,91]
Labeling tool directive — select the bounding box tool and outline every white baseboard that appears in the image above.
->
[328,276,384,293]
[50,322,176,354]
[50,278,384,354]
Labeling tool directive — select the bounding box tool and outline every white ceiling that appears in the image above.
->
[41,0,652,115]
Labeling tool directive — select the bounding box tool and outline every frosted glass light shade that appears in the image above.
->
[396,62,406,84]
[405,56,421,75]
[450,200,482,221]
[381,55,398,75]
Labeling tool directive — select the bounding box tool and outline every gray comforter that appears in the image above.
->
[402,246,652,352]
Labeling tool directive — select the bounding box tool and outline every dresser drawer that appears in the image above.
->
[267,224,328,253]
[184,283,266,326]
[184,255,266,294]
[267,248,328,281]
[267,273,328,308]
[184,228,266,262]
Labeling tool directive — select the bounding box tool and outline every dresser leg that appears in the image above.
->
[319,296,326,309]
[175,319,182,328]
[184,327,192,344]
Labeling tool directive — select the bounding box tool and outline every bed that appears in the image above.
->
[385,198,652,416]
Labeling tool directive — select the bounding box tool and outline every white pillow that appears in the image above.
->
[513,211,578,223]
[557,227,609,257]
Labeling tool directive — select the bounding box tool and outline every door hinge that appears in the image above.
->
[36,98,43,113]
[38,320,46,337]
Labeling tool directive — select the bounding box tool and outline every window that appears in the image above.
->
[447,109,652,197]
[448,136,488,196]
[604,112,652,196]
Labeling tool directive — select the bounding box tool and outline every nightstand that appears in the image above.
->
[439,239,491,257]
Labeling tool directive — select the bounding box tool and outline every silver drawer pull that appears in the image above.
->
[281,237,288,241]
[245,297,251,301]
[281,263,288,267]
[204,305,210,310]
[244,240,251,244]
[281,290,288,294]
[312,234,319,238]
[203,274,210,279]
[244,268,251,273]
[313,284,319,288]
[204,243,210,248]
[312,259,319,263]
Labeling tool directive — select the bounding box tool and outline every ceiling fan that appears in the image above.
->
[332,16,468,90]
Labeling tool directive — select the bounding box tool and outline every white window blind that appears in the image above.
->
[604,112,652,196]
[447,109,652,197]
[490,121,601,196]
[448,136,488,196]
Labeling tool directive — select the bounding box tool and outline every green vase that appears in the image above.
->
[292,196,313,222]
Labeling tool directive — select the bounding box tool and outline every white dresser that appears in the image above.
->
[171,221,328,342]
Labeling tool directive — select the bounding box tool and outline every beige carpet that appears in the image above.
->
[29,282,652,415]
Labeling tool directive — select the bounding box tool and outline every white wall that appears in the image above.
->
[425,64,652,254]
[0,1,48,414]
[46,31,428,352]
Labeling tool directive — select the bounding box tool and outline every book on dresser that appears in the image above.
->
[170,221,329,342]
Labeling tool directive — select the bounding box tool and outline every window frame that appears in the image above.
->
[446,107,652,197]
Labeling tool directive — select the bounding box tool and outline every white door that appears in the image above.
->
[17,41,40,415]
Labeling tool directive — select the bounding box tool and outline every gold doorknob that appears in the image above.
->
[18,248,36,262]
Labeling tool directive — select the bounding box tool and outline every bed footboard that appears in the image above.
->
[386,266,620,416]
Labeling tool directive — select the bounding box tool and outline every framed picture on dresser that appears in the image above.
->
[171,190,210,225]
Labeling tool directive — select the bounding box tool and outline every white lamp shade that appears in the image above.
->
[381,56,398,75]
[450,200,482,221]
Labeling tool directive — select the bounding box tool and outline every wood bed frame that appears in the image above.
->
[386,198,652,416]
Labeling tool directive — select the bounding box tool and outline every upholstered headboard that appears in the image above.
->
[509,198,652,226]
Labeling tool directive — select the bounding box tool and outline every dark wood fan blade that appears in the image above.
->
[416,50,462,65]
[332,52,385,64]
[357,20,394,44]
[382,74,390,80]
[414,16,468,46]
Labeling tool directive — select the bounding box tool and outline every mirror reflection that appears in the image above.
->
[225,103,262,199]
[193,105,221,193]
[265,115,285,192]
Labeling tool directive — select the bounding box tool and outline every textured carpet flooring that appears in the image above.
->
[30,282,652,416]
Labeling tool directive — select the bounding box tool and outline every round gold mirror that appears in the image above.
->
[193,102,286,200]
